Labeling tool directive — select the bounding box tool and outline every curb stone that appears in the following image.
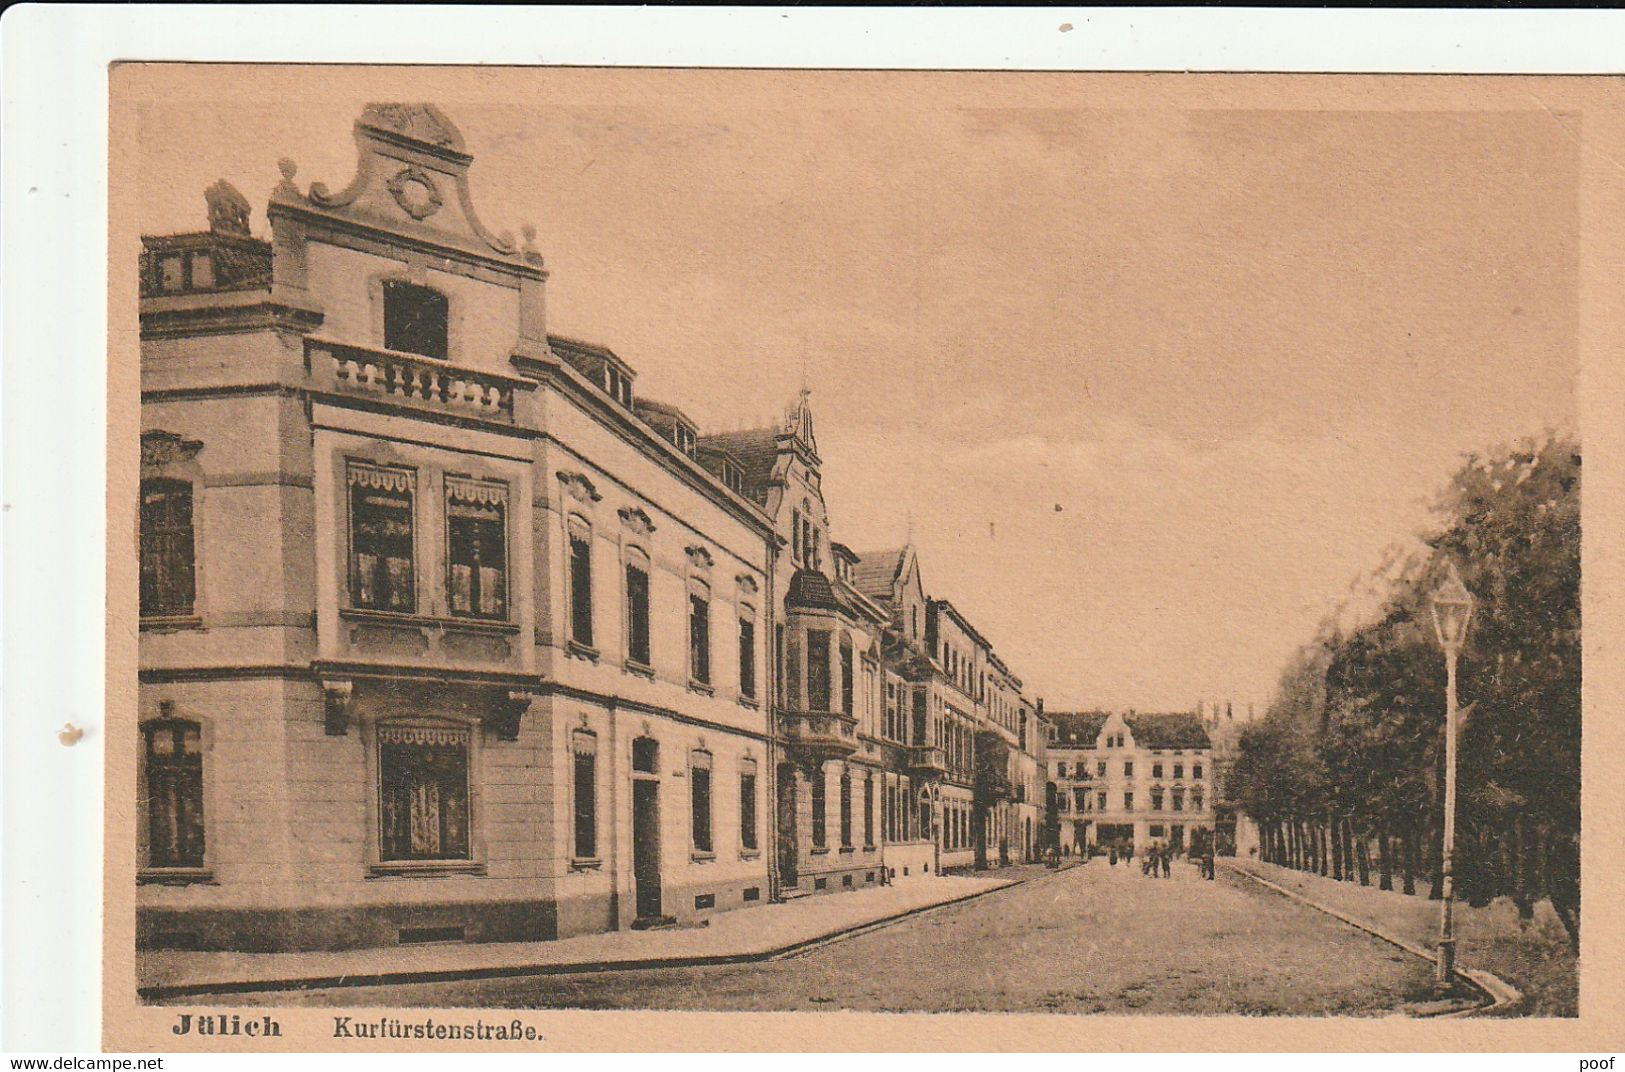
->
[1220,859,1524,1017]
[140,867,1069,1001]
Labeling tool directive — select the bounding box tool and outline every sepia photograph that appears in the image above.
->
[89,57,1625,1052]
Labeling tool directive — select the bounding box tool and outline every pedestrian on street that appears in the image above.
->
[1160,846,1171,879]
[1108,845,1117,867]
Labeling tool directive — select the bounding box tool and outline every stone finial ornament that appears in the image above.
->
[205,179,252,236]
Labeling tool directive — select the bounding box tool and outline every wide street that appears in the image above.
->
[204,860,1434,1015]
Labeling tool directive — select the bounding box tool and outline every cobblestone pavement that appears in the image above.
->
[201,859,1434,1015]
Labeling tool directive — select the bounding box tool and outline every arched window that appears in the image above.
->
[140,479,196,617]
[382,280,448,360]
[142,719,204,869]
[567,517,594,648]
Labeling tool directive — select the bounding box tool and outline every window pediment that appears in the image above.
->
[618,505,657,536]
[557,470,602,505]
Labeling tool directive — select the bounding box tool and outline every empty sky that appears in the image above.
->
[130,69,1579,713]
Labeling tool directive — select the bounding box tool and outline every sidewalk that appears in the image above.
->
[139,868,1055,999]
[1224,858,1573,1016]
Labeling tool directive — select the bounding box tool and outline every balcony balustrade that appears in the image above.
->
[308,338,518,422]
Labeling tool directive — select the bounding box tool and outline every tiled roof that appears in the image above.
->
[1047,711,1109,747]
[785,568,844,613]
[1126,713,1212,750]
[697,428,779,500]
[850,548,906,600]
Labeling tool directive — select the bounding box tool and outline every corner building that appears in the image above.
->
[137,104,777,950]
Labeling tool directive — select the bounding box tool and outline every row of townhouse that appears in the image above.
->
[1044,710,1215,857]
[135,103,1047,953]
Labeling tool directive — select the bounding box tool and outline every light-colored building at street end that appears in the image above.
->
[1045,711,1213,856]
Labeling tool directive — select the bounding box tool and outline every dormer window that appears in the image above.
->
[383,281,448,360]
[673,422,696,456]
[603,365,632,408]
[721,460,744,495]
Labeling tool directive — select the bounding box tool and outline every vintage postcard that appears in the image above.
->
[102,63,1625,1052]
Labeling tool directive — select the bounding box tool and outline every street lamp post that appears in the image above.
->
[1428,560,1475,992]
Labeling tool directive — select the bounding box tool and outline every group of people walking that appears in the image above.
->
[1097,840,1218,880]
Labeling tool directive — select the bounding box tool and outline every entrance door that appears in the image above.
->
[632,778,662,920]
[776,764,799,888]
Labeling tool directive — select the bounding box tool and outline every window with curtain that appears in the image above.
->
[811,767,827,849]
[572,731,597,859]
[691,750,713,853]
[446,479,506,620]
[382,280,448,360]
[140,479,196,617]
[143,720,204,868]
[839,635,854,716]
[738,616,756,699]
[568,527,594,647]
[689,593,711,684]
[839,767,853,848]
[806,630,831,712]
[378,724,471,861]
[625,559,651,666]
[739,759,758,851]
[349,465,415,613]
[864,772,875,846]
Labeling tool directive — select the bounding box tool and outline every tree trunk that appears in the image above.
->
[1319,822,1331,877]
[1330,816,1344,881]
[1355,824,1372,887]
[1401,825,1417,895]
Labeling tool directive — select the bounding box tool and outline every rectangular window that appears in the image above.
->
[143,721,204,868]
[1173,788,1185,812]
[378,724,471,861]
[1123,792,1135,812]
[1173,764,1184,780]
[738,617,757,699]
[811,769,827,848]
[912,689,928,745]
[140,479,196,617]
[572,732,597,859]
[446,481,506,620]
[839,636,854,716]
[1152,763,1164,779]
[568,531,594,647]
[1074,787,1088,813]
[1097,760,1107,778]
[864,773,875,846]
[839,769,853,848]
[740,760,758,851]
[1124,761,1134,777]
[689,594,711,684]
[1151,789,1164,811]
[691,751,713,853]
[1097,791,1106,810]
[382,280,449,360]
[625,562,651,666]
[1194,763,1204,780]
[806,630,832,712]
[349,466,415,613]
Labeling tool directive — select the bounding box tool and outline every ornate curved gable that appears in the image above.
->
[269,102,541,272]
